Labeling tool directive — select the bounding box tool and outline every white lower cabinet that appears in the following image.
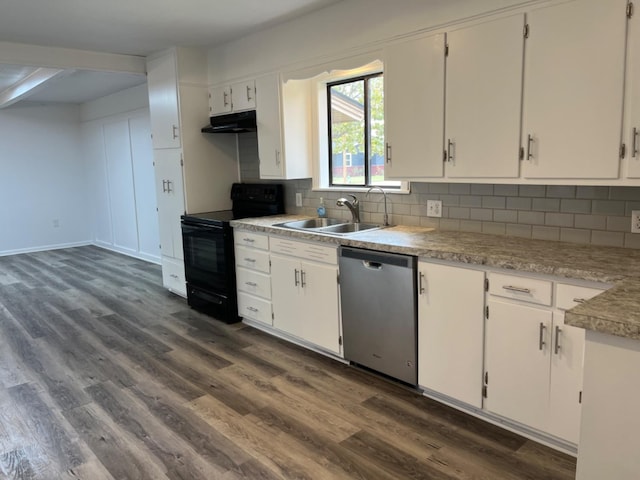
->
[270,237,341,355]
[484,299,552,432]
[417,261,485,408]
[235,232,272,326]
[484,273,608,444]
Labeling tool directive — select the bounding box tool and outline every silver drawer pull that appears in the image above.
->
[170,274,179,279]
[503,285,531,294]
[245,281,257,287]
[573,298,586,304]
[246,306,259,313]
[554,326,562,355]
[244,258,256,263]
[243,238,255,243]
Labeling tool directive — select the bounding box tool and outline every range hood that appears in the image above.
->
[201,110,257,134]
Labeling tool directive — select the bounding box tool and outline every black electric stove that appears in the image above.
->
[181,183,284,323]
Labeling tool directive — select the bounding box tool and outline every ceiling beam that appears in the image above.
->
[0,42,146,74]
[0,67,69,108]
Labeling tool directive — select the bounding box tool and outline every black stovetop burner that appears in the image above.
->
[181,183,284,227]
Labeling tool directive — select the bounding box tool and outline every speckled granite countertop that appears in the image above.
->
[232,215,640,341]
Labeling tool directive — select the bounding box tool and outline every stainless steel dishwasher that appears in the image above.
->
[339,246,417,385]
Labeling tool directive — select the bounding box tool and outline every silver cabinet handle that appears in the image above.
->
[301,270,306,288]
[162,180,167,193]
[246,306,258,313]
[539,322,546,351]
[245,281,257,287]
[244,258,256,263]
[419,272,426,295]
[503,285,531,294]
[526,134,534,160]
[246,85,252,102]
[633,127,639,158]
[170,274,179,279]
[294,268,300,286]
[573,298,586,304]
[172,125,179,139]
[275,150,281,166]
[554,325,562,355]
[223,91,229,107]
[385,143,392,164]
[166,180,173,193]
[446,139,454,162]
[243,237,255,243]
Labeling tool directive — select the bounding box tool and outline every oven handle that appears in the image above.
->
[181,222,225,232]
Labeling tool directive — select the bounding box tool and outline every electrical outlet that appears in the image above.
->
[632,210,640,234]
[295,192,303,207]
[427,200,442,218]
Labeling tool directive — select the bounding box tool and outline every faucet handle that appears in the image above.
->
[348,194,359,205]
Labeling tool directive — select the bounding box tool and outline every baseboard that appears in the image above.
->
[93,241,161,265]
[0,240,92,257]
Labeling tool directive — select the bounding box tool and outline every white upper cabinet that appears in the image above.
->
[625,2,640,178]
[209,80,256,116]
[384,33,446,179]
[521,0,628,179]
[445,14,525,178]
[256,73,311,179]
[147,53,181,149]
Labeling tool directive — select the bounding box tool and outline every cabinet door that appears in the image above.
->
[484,299,551,432]
[446,14,524,178]
[231,80,256,112]
[548,311,585,444]
[418,262,485,408]
[153,149,185,259]
[147,53,181,149]
[270,254,302,336]
[256,73,284,178]
[626,4,640,178]
[522,0,627,179]
[209,85,232,115]
[300,261,341,354]
[384,34,445,179]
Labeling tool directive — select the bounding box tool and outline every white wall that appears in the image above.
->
[0,103,90,255]
[207,0,534,83]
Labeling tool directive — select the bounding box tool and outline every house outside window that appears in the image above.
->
[328,74,399,188]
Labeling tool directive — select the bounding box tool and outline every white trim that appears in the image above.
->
[93,241,161,264]
[0,241,92,257]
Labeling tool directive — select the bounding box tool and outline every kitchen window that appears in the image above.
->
[327,74,400,188]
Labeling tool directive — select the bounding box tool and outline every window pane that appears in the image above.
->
[330,80,365,186]
[368,75,390,186]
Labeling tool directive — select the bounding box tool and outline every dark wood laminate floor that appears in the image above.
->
[0,246,577,480]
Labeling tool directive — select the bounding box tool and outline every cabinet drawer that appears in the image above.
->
[236,267,271,300]
[235,246,270,273]
[489,272,552,306]
[162,256,186,297]
[238,292,272,325]
[235,231,269,250]
[556,283,607,311]
[270,236,337,264]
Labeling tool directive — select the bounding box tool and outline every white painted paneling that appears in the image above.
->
[129,114,160,261]
[103,119,138,253]
[82,122,113,246]
[0,103,90,255]
[80,83,149,122]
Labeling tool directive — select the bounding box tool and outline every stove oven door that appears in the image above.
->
[181,222,234,294]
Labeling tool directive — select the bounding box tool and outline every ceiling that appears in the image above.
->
[0,0,343,106]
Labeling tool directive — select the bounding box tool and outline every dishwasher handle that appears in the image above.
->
[363,260,383,270]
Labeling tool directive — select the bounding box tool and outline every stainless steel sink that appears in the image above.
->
[318,222,381,234]
[274,218,343,229]
[274,218,382,236]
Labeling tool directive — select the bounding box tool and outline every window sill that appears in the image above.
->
[312,185,411,195]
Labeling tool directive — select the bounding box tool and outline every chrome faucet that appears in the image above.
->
[366,186,390,226]
[336,194,360,223]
